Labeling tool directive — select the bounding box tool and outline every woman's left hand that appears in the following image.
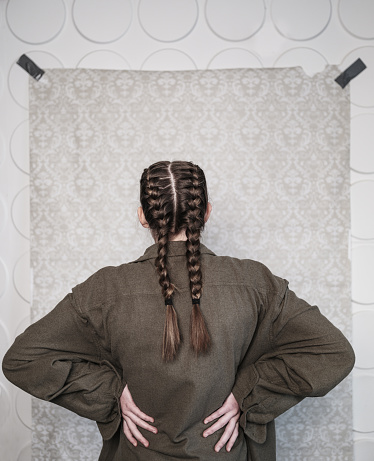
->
[203,392,241,452]
[120,384,158,448]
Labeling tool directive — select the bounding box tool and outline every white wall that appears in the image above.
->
[1,0,373,460]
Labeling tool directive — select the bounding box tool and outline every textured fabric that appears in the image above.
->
[3,241,354,461]
[28,66,352,460]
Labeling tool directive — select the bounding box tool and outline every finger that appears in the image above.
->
[204,393,239,424]
[214,418,237,453]
[203,412,233,438]
[204,406,227,424]
[124,417,150,448]
[127,404,155,423]
[122,410,158,434]
[226,421,239,452]
[121,386,154,422]
[122,420,138,447]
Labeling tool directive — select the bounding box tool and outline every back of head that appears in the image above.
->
[140,160,211,361]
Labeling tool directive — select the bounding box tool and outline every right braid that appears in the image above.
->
[186,166,211,354]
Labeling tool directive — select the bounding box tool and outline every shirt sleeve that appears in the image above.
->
[231,284,355,444]
[2,293,125,440]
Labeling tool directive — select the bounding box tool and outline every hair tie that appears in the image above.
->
[192,298,200,304]
[165,298,173,306]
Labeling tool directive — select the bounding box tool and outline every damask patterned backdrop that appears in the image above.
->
[29,66,350,460]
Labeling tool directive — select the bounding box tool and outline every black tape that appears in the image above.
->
[335,58,366,89]
[17,54,45,81]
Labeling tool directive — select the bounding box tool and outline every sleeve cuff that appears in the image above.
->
[97,411,122,440]
[97,361,125,441]
[231,363,259,409]
[97,383,126,440]
[241,418,268,444]
[231,363,268,444]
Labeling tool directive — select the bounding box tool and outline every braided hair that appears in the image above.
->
[140,161,211,361]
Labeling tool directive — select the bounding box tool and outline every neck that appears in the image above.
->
[153,230,187,242]
[169,230,187,241]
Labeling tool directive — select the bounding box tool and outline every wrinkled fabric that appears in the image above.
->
[2,241,355,460]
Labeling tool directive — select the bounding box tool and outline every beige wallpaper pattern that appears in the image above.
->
[29,66,351,460]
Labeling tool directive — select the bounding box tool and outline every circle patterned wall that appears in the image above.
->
[1,0,373,459]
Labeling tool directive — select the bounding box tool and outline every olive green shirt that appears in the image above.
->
[2,241,355,460]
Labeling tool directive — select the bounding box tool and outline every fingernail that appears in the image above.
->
[215,447,220,453]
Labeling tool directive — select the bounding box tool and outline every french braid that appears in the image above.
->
[141,166,180,361]
[185,165,211,354]
[140,161,210,360]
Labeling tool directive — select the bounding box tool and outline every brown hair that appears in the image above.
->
[140,160,211,361]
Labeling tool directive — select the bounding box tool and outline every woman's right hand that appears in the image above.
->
[203,392,241,452]
[120,384,158,448]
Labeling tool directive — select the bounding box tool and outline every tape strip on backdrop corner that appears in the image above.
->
[17,54,45,81]
[335,58,366,89]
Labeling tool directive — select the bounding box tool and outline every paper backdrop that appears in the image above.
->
[29,66,351,460]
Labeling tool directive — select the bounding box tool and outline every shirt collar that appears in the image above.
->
[133,240,216,263]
